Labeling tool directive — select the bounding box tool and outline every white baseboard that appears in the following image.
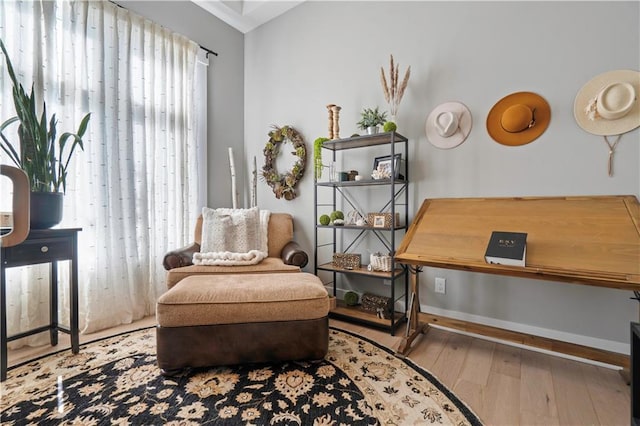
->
[420,305,629,369]
[326,285,630,369]
[422,304,629,356]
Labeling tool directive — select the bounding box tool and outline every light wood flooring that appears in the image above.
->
[6,317,631,425]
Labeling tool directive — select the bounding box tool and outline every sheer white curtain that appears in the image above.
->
[0,0,205,346]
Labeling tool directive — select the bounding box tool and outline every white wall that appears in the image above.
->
[245,1,640,352]
[120,1,245,209]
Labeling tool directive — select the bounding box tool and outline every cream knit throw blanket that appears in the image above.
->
[193,207,270,266]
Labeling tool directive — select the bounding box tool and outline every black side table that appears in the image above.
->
[1,227,81,381]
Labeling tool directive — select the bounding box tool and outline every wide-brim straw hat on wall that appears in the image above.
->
[486,91,551,146]
[574,69,640,136]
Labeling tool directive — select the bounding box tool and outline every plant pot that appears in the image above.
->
[366,126,379,135]
[30,191,63,229]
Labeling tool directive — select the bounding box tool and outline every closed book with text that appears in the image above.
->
[484,231,527,267]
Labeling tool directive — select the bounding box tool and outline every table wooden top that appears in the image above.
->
[395,195,640,291]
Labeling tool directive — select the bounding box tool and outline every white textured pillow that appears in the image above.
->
[200,207,261,253]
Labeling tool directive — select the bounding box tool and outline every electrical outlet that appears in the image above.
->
[435,277,446,294]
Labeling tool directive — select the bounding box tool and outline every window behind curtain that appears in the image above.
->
[0,0,207,345]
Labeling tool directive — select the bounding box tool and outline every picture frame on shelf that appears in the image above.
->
[372,215,387,228]
[372,153,402,179]
[367,212,400,228]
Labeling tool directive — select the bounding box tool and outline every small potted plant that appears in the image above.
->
[357,107,387,135]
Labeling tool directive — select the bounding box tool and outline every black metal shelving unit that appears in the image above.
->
[313,132,409,334]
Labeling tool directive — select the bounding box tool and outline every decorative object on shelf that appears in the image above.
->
[0,39,91,229]
[314,137,329,180]
[486,91,550,146]
[330,210,344,223]
[345,210,366,226]
[331,105,342,139]
[319,214,331,226]
[343,291,359,306]
[367,212,400,228]
[380,54,411,124]
[383,121,397,132]
[326,104,335,138]
[369,252,392,272]
[333,253,361,270]
[347,170,359,181]
[372,154,401,180]
[573,69,640,177]
[262,125,306,200]
[425,102,473,149]
[361,293,393,319]
[357,107,387,135]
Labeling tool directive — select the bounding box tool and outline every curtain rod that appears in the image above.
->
[109,1,218,57]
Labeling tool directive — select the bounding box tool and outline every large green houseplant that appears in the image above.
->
[0,38,90,228]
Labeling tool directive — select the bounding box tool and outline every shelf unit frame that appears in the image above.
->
[313,132,409,334]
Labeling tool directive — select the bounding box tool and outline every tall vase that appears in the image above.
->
[30,192,63,229]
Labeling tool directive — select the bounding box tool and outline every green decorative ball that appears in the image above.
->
[330,210,344,221]
[383,121,397,132]
[344,291,359,306]
[319,214,331,226]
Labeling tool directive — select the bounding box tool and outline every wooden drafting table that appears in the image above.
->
[395,195,640,368]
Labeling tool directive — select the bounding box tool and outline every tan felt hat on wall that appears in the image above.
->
[574,69,640,136]
[425,101,473,149]
[486,92,551,146]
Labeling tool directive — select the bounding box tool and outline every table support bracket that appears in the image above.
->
[396,265,429,357]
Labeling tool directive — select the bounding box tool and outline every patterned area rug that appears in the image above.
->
[1,327,482,425]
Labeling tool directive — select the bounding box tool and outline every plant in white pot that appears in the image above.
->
[0,39,90,229]
[357,107,387,135]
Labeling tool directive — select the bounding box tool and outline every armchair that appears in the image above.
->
[157,212,328,374]
[162,212,308,288]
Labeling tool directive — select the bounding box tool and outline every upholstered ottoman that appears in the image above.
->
[156,272,330,375]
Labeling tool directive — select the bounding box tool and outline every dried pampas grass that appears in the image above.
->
[380,54,410,121]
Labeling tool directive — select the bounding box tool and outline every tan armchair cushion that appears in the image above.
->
[194,212,294,258]
[166,257,300,289]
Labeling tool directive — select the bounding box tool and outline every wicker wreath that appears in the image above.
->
[262,125,306,200]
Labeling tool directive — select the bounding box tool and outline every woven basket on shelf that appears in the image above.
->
[369,253,392,272]
[332,253,361,269]
[361,293,393,319]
